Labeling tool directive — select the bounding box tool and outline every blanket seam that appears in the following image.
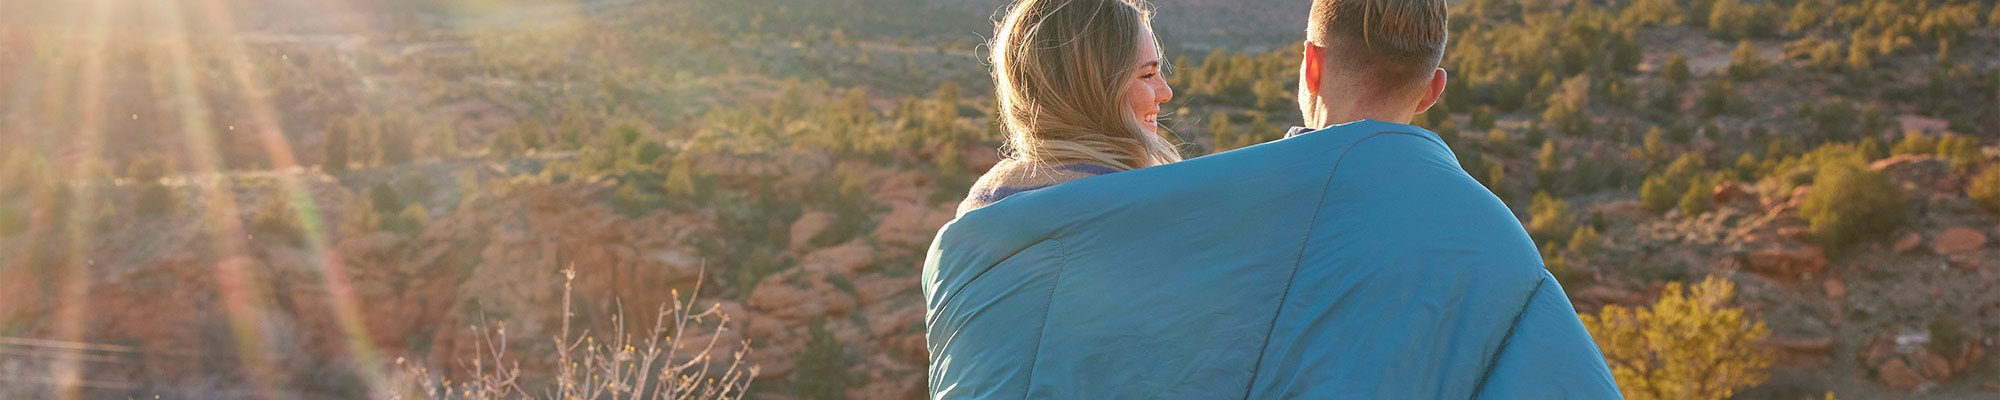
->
[1238,131,1430,398]
[1469,276,1547,399]
[1021,237,1069,399]
[925,246,1021,330]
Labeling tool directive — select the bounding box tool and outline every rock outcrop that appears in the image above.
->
[1742,245,1828,282]
[1933,227,1988,255]
[1860,330,1988,391]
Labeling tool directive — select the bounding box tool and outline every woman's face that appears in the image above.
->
[1126,28,1172,134]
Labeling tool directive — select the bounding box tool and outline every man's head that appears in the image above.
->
[1297,0,1449,128]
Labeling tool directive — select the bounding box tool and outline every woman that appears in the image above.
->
[955,0,1179,216]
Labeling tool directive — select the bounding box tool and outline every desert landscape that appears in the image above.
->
[2,0,1999,398]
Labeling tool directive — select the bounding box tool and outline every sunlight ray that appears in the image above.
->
[4,37,56,150]
[148,0,285,396]
[186,0,391,393]
[9,7,80,271]
[45,0,116,398]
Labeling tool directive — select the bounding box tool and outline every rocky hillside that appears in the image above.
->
[4,0,2000,398]
[0,142,985,398]
[1562,153,2000,398]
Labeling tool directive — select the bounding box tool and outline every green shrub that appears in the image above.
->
[1640,152,1711,216]
[338,195,379,235]
[1759,141,1876,197]
[1662,54,1691,88]
[1582,276,1774,400]
[1799,161,1904,252]
[1542,76,1591,136]
[796,318,848,400]
[611,181,659,218]
[1728,40,1767,80]
[1529,72,1559,112]
[635,140,671,167]
[251,192,306,245]
[1643,127,1669,162]
[1930,315,1970,356]
[370,182,404,214]
[1679,174,1716,216]
[2,151,49,195]
[324,118,352,172]
[1700,80,1740,117]
[127,156,179,216]
[1784,0,1821,33]
[1641,176,1678,215]
[1734,153,1759,180]
[1537,141,1563,191]
[1568,225,1603,258]
[1890,131,1938,156]
[1470,106,1497,131]
[1859,137,1884,161]
[1936,134,1983,172]
[1487,163,1513,204]
[1208,111,1237,152]
[1486,129,1513,156]
[0,205,25,237]
[1667,122,1694,144]
[1650,87,1682,114]
[1545,254,1575,287]
[663,157,700,199]
[1528,191,1576,244]
[381,203,428,236]
[1968,166,2000,215]
[0,152,48,235]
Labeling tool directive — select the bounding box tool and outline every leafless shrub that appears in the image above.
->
[393,267,757,400]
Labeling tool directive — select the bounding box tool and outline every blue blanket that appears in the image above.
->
[922,120,1621,399]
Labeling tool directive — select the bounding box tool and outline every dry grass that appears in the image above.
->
[391,267,758,400]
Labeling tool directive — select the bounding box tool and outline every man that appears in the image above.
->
[921,0,1621,398]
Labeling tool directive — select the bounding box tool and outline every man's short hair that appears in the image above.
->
[1306,0,1448,90]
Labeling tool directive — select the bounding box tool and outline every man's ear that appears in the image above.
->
[1302,41,1324,96]
[1414,68,1447,114]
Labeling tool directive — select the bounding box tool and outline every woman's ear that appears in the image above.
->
[1415,68,1447,114]
[1301,41,1324,96]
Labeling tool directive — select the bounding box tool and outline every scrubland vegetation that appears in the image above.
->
[1,0,1997,398]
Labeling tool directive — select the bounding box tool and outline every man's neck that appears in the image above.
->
[1306,98,1412,129]
[1307,114,1409,130]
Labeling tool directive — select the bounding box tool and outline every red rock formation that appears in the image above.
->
[3,159,945,397]
[1949,253,1986,272]
[1711,181,1752,209]
[1877,359,1926,391]
[872,201,955,260]
[1743,245,1828,282]
[789,211,835,252]
[1767,336,1834,368]
[1895,232,1924,253]
[1933,227,1988,255]
[1860,331,1989,391]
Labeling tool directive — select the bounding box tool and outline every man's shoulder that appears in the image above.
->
[943,120,1463,257]
[1297,119,1540,263]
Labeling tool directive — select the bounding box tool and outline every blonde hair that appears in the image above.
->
[1306,0,1449,90]
[991,0,1181,171]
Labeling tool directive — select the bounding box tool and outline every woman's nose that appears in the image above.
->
[1157,81,1173,104]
